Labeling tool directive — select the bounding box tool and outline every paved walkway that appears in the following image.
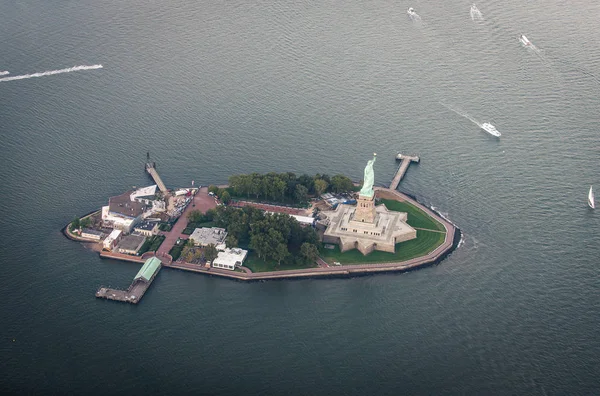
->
[157,187,217,256]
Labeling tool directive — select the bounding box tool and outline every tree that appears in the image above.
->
[80,217,92,228]
[204,243,218,263]
[225,234,238,248]
[187,210,204,223]
[314,179,328,196]
[70,216,81,231]
[221,190,231,204]
[294,184,308,203]
[300,242,319,264]
[331,174,354,193]
[208,185,219,195]
[273,243,290,267]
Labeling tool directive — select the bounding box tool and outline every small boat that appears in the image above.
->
[407,7,416,16]
[481,122,501,137]
[588,186,595,209]
[519,34,532,47]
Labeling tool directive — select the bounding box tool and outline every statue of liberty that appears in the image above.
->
[359,153,377,197]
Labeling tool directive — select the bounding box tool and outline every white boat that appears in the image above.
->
[481,122,501,137]
[407,7,416,16]
[519,34,532,47]
[588,186,595,209]
[470,4,483,20]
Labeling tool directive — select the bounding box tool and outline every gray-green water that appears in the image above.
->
[1,1,599,394]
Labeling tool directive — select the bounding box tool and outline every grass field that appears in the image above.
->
[243,251,315,273]
[139,235,165,255]
[319,198,446,264]
[320,230,445,264]
[379,199,445,231]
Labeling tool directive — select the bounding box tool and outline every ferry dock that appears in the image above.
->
[96,257,162,304]
[390,153,419,190]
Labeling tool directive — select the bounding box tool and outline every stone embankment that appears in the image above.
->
[163,187,458,281]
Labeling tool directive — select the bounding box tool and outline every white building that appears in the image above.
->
[212,248,248,271]
[103,229,123,251]
[81,228,103,241]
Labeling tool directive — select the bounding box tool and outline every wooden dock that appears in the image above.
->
[145,162,168,193]
[390,153,419,190]
[96,257,162,304]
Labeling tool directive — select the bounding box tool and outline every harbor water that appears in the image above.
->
[1,0,599,394]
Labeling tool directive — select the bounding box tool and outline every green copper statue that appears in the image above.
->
[359,153,377,197]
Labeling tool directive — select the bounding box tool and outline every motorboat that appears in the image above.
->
[481,122,501,137]
[519,34,532,47]
[407,7,416,16]
[588,186,595,209]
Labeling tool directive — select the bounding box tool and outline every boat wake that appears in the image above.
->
[439,102,480,126]
[470,4,484,21]
[0,64,103,83]
[0,71,9,76]
[439,102,500,137]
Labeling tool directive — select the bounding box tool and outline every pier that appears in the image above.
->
[145,153,168,193]
[96,257,162,304]
[390,153,420,190]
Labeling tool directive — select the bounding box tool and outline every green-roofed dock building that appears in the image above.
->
[96,257,162,304]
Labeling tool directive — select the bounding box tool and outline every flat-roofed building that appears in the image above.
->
[81,228,103,241]
[212,248,248,271]
[103,229,123,251]
[116,234,147,255]
[189,227,227,247]
[134,222,159,237]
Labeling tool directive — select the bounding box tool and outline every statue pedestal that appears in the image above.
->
[353,194,376,223]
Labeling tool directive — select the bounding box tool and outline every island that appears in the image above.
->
[64,153,460,304]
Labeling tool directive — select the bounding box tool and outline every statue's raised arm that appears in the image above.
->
[359,153,377,197]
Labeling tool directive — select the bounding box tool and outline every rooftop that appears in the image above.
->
[130,185,158,201]
[134,222,158,231]
[189,227,227,246]
[117,234,147,252]
[109,191,149,219]
[134,257,162,282]
[214,248,248,267]
[81,228,103,236]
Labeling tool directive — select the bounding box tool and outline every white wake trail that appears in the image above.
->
[439,102,481,127]
[0,71,9,76]
[0,64,103,83]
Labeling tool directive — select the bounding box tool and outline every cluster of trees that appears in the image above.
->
[70,216,92,231]
[207,186,232,204]
[187,208,216,224]
[211,205,321,266]
[225,172,355,203]
[179,242,218,263]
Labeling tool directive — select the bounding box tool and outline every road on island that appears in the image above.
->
[157,187,217,259]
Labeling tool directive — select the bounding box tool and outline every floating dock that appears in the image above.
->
[96,257,162,304]
[390,153,420,190]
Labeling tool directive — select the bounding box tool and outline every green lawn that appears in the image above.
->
[320,229,446,265]
[243,251,315,273]
[169,239,190,261]
[139,235,165,255]
[379,199,445,231]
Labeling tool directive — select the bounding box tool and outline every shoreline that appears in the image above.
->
[64,187,459,282]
